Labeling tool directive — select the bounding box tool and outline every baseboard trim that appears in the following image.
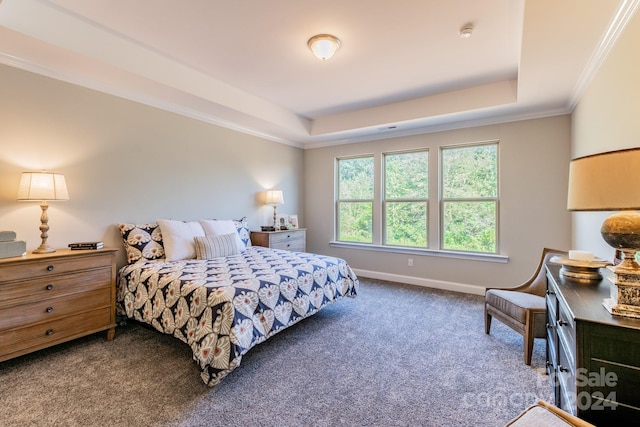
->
[352,268,485,296]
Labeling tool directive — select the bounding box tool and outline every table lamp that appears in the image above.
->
[265,190,284,230]
[18,172,69,254]
[567,147,640,318]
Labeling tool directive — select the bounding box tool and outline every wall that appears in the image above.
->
[571,9,640,259]
[0,64,304,266]
[304,116,572,293]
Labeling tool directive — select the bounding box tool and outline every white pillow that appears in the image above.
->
[199,220,245,251]
[194,234,240,259]
[157,219,205,261]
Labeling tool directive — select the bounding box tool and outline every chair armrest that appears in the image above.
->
[537,400,596,427]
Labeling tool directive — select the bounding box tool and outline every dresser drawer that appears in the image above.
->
[0,288,111,331]
[546,321,558,369]
[0,252,112,282]
[546,285,558,316]
[556,300,576,358]
[270,240,305,251]
[558,340,577,415]
[0,268,112,308]
[0,306,112,361]
[269,230,304,244]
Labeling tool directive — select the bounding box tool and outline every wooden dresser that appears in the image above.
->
[250,229,306,252]
[0,248,117,362]
[546,263,640,425]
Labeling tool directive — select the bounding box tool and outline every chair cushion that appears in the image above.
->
[486,289,545,324]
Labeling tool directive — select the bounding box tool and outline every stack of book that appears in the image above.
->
[0,231,27,259]
[68,241,104,250]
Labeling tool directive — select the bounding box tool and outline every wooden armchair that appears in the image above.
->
[485,247,567,365]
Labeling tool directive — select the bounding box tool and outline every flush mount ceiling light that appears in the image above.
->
[307,34,341,60]
[459,23,474,39]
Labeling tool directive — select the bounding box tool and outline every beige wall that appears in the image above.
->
[0,64,304,267]
[571,10,640,259]
[304,116,572,293]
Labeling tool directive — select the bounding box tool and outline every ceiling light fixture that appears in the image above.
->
[459,23,474,39]
[307,34,341,61]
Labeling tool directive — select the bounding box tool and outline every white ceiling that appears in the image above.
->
[0,0,636,148]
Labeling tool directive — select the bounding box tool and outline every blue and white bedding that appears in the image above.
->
[116,246,359,386]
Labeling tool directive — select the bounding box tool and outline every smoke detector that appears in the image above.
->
[459,23,474,39]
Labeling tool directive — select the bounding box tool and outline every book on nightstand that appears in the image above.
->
[68,241,104,250]
[0,230,26,258]
[0,230,17,242]
[0,240,26,258]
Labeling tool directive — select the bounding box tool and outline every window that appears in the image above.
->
[334,141,499,256]
[440,143,498,253]
[337,156,374,243]
[383,150,428,247]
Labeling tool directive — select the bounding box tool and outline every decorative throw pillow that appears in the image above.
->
[194,234,240,259]
[199,219,246,251]
[157,219,205,261]
[118,223,165,264]
[232,217,252,249]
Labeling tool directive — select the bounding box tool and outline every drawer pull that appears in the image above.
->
[546,290,555,295]
[546,323,552,329]
[45,329,54,336]
[558,365,569,373]
[46,306,54,313]
[45,284,54,291]
[558,320,569,327]
[47,265,54,271]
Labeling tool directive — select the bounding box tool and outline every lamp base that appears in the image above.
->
[603,297,640,319]
[33,200,56,254]
[33,245,56,254]
[600,211,640,318]
[604,264,640,318]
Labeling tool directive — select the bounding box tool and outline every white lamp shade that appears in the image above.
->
[308,34,341,61]
[265,190,284,205]
[18,172,69,201]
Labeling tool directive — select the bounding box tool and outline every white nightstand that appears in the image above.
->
[250,229,306,252]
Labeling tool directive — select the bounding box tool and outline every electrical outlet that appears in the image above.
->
[408,258,413,267]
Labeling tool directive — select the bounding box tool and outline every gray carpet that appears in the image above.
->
[0,278,552,426]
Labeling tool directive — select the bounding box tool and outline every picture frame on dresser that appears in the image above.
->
[276,214,288,230]
[287,215,298,229]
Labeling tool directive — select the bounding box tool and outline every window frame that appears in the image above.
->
[382,149,429,248]
[439,141,499,254]
[335,155,375,244]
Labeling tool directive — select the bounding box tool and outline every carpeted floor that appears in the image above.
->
[0,278,552,426]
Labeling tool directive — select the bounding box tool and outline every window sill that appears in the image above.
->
[328,241,509,263]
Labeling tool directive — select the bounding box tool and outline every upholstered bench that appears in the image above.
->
[505,400,595,427]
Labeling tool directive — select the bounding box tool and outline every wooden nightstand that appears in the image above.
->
[250,229,306,252]
[0,248,118,362]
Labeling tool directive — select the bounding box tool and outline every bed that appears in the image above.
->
[116,219,359,386]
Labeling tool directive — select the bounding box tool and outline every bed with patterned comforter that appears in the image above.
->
[116,245,359,386]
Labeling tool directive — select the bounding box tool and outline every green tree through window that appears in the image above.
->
[335,142,499,255]
[384,151,428,247]
[441,143,498,253]
[337,156,374,243]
